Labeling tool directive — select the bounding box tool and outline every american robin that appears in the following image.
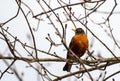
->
[63,28,89,72]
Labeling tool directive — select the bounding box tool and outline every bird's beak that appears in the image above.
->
[72,29,76,32]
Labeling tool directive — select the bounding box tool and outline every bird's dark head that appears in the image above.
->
[72,28,85,34]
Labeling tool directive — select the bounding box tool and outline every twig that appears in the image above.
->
[103,70,120,81]
[34,0,104,17]
[0,60,16,79]
[16,0,38,58]
[53,60,118,81]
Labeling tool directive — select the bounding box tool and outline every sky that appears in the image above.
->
[0,0,120,81]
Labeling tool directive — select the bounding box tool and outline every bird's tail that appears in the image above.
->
[63,62,72,72]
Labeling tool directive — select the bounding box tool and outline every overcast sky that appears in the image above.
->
[0,0,120,81]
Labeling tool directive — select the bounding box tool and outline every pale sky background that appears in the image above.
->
[0,0,120,81]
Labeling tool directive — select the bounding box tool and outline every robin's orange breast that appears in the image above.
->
[70,34,88,57]
[63,28,89,72]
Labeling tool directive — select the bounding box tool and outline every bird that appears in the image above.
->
[63,28,89,72]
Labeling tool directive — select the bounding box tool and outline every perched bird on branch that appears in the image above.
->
[63,28,89,72]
